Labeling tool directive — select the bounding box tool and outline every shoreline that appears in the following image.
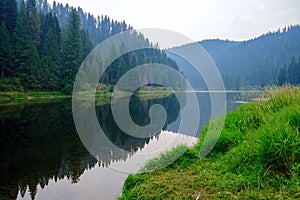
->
[119,86,300,199]
[0,86,173,106]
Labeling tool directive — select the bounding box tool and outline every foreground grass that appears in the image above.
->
[119,86,300,199]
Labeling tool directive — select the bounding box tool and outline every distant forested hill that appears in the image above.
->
[200,39,241,61]
[169,25,300,89]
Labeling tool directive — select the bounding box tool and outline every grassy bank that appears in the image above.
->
[119,86,300,199]
[0,85,173,105]
[0,91,71,105]
[0,91,69,100]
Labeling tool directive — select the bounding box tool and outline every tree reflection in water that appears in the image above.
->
[0,94,181,200]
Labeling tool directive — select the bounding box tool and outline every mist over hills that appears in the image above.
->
[1,0,299,91]
[168,25,300,89]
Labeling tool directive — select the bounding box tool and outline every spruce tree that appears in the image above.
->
[0,23,10,77]
[0,0,17,37]
[13,0,41,90]
[0,0,9,25]
[287,59,300,85]
[41,28,60,90]
[278,68,287,86]
[62,8,83,93]
[81,30,93,58]
[42,0,48,13]
[26,0,41,49]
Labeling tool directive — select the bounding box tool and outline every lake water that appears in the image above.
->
[0,92,259,200]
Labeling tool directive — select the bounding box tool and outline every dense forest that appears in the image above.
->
[0,0,178,93]
[1,0,299,93]
[169,25,300,90]
[214,26,300,89]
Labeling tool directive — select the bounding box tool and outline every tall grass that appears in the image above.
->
[119,86,300,199]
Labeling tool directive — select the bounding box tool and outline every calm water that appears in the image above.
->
[0,92,258,200]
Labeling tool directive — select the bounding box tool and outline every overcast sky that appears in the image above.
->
[57,0,300,42]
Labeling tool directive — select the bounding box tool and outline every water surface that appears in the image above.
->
[0,92,257,199]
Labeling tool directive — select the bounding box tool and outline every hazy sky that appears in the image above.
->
[57,0,300,41]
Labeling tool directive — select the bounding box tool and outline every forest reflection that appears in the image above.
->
[0,94,181,200]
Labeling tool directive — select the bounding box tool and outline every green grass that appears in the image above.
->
[0,92,70,106]
[0,84,173,106]
[135,86,172,94]
[119,86,300,200]
[0,91,68,98]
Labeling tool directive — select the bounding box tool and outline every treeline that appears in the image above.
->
[32,0,133,45]
[278,58,300,86]
[0,0,179,93]
[172,26,300,90]
[0,0,92,92]
[211,25,300,89]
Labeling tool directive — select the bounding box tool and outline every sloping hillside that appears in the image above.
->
[168,25,300,89]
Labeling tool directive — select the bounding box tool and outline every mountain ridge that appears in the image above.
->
[168,25,300,89]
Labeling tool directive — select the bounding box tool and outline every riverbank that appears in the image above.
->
[119,86,300,199]
[0,91,71,105]
[0,85,173,106]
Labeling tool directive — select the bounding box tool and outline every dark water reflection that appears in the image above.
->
[0,94,182,200]
[0,100,92,199]
[0,92,257,199]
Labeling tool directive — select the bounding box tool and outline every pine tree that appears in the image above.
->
[42,0,48,13]
[287,59,300,85]
[0,0,9,25]
[278,68,287,86]
[62,8,83,93]
[41,13,61,53]
[41,28,61,90]
[0,23,10,77]
[0,0,18,37]
[6,0,18,36]
[81,29,93,58]
[13,0,41,90]
[26,0,41,49]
